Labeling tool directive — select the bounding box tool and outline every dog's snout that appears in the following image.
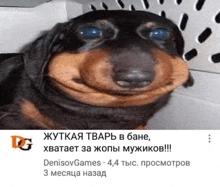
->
[113,70,153,88]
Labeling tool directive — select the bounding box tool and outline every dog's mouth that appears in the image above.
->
[50,75,146,97]
[48,49,189,107]
[71,77,149,95]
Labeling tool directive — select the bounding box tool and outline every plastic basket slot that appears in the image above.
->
[185,48,198,61]
[117,0,125,9]
[142,0,149,9]
[196,0,206,11]
[198,27,212,43]
[180,13,189,31]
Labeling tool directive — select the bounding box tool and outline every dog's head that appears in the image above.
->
[24,10,193,108]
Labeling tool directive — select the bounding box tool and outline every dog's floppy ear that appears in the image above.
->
[0,21,71,85]
[0,55,24,85]
[23,21,74,84]
[183,72,194,87]
[0,55,24,105]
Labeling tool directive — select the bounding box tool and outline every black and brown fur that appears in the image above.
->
[0,10,193,129]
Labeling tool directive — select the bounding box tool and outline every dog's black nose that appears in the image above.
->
[113,70,153,88]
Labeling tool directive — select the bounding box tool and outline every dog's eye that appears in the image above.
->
[80,28,102,38]
[150,29,169,40]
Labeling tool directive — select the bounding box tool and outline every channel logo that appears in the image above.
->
[11,136,33,151]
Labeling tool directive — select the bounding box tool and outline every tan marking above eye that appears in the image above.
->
[48,49,189,108]
[145,22,156,28]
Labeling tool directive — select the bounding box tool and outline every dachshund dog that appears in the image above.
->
[0,10,193,129]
